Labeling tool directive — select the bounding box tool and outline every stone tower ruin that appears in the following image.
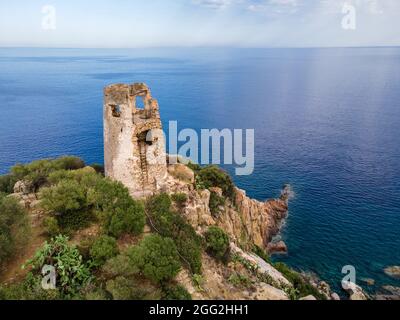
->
[103,83,167,198]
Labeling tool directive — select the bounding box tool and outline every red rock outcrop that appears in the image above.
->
[163,164,290,251]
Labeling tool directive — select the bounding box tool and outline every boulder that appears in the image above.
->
[252,283,289,300]
[300,295,317,300]
[342,282,368,300]
[280,184,294,203]
[9,192,38,209]
[384,266,400,279]
[375,294,399,301]
[13,180,33,195]
[209,187,223,197]
[267,241,288,255]
[360,278,375,286]
[317,281,331,297]
[331,293,341,300]
[382,285,400,296]
[168,163,195,183]
[375,286,400,300]
[230,243,292,288]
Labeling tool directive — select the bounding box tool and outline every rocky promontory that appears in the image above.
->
[0,156,337,300]
[163,159,290,252]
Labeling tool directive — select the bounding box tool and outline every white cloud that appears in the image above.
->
[192,0,235,10]
[269,0,298,6]
[316,0,400,15]
[247,0,300,15]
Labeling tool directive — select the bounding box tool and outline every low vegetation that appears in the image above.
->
[0,156,322,301]
[146,194,202,274]
[127,234,181,284]
[209,191,225,217]
[0,175,17,194]
[204,226,230,262]
[40,179,94,232]
[228,272,254,288]
[171,192,188,208]
[39,167,145,237]
[23,235,92,298]
[192,165,235,200]
[163,284,192,300]
[0,195,30,269]
[6,156,85,193]
[274,262,327,300]
[0,272,61,300]
[0,157,152,300]
[105,276,162,300]
[101,234,190,300]
[89,235,119,267]
[253,245,272,264]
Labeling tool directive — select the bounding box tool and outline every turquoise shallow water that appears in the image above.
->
[0,47,399,294]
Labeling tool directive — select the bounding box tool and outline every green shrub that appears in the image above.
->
[105,276,135,300]
[55,156,85,171]
[47,167,99,186]
[40,179,87,213]
[0,196,30,268]
[204,226,230,261]
[91,177,144,236]
[228,273,253,288]
[82,285,109,300]
[43,216,61,237]
[105,276,162,300]
[171,193,188,207]
[163,284,192,300]
[90,163,105,175]
[274,262,326,300]
[41,169,145,237]
[253,245,271,263]
[10,157,85,191]
[209,191,225,217]
[0,174,17,194]
[11,161,53,191]
[102,254,138,278]
[89,178,133,211]
[39,179,93,232]
[76,237,96,261]
[146,193,172,216]
[88,178,145,237]
[186,162,202,172]
[196,166,235,200]
[0,272,61,300]
[90,235,119,267]
[24,235,92,297]
[192,274,204,291]
[127,235,181,284]
[171,217,202,274]
[146,194,202,274]
[47,170,75,185]
[107,203,145,238]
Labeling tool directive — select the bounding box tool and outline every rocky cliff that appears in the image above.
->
[163,161,290,252]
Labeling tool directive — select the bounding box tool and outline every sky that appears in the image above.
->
[0,0,399,48]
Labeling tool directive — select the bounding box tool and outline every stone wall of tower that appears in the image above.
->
[103,83,167,198]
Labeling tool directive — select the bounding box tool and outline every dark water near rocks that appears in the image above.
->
[1,47,399,294]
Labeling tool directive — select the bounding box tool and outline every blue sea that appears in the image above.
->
[1,47,399,295]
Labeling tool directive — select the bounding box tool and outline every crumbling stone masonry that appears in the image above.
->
[104,83,167,198]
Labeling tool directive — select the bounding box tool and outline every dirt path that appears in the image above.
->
[0,213,46,285]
